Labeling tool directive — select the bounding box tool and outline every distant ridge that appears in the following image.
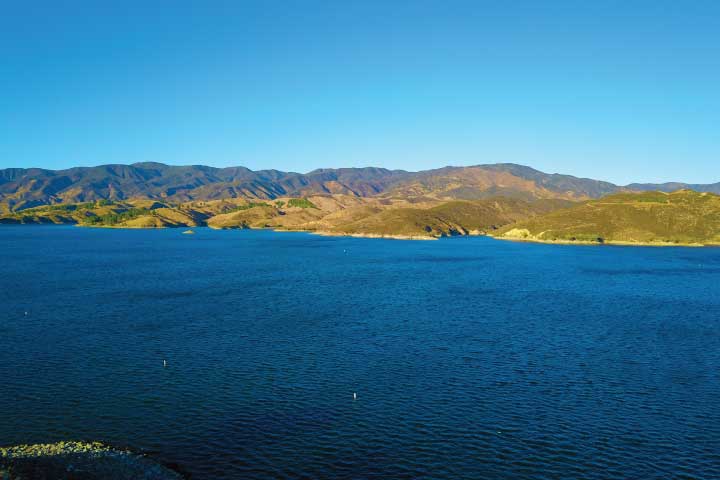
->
[627,181,720,194]
[1,161,718,212]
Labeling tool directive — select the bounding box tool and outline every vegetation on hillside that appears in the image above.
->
[325,198,575,238]
[223,202,270,213]
[83,208,154,225]
[287,198,317,209]
[0,200,206,228]
[495,190,720,245]
[3,189,719,246]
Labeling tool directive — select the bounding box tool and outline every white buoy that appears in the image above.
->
[353,392,357,400]
[163,359,167,367]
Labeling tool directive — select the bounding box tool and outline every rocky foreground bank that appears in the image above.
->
[0,441,183,480]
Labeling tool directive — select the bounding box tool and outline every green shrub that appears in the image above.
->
[224,202,270,213]
[287,198,316,209]
[82,207,152,225]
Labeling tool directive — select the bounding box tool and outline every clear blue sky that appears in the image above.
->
[1,0,719,184]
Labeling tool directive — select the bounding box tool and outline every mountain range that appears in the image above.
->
[3,162,719,213]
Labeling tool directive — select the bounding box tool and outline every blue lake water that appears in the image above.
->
[1,226,719,479]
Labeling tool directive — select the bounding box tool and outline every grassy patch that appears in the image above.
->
[82,208,153,225]
[287,198,316,209]
[224,202,271,213]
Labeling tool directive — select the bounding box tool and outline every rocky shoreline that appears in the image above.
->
[309,230,439,240]
[494,234,715,248]
[0,441,183,480]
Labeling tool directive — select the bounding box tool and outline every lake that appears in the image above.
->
[1,226,719,479]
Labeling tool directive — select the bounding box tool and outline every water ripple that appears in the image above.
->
[0,227,719,479]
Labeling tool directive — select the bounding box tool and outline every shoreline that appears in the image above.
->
[0,441,183,480]
[304,230,438,241]
[4,223,720,247]
[491,235,717,248]
[208,225,440,240]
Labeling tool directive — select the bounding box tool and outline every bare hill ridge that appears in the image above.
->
[4,161,704,213]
